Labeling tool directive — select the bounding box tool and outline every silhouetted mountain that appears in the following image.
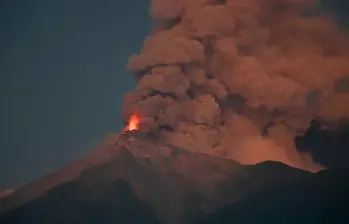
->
[197,169,349,224]
[0,180,160,224]
[1,134,348,224]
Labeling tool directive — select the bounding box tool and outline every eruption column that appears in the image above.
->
[122,0,349,171]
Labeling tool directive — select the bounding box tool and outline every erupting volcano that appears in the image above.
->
[1,0,349,223]
[123,114,141,132]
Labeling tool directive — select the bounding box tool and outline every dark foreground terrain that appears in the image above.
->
[197,168,349,224]
[1,135,348,224]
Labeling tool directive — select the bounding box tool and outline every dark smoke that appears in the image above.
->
[295,119,349,168]
[122,0,349,171]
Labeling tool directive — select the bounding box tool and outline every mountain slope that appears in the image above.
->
[197,169,349,224]
[1,134,348,224]
[0,179,161,224]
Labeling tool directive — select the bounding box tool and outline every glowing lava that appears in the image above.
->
[123,114,140,132]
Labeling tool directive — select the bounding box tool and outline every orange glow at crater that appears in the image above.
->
[123,114,140,132]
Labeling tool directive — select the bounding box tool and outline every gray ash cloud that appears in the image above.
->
[121,0,349,171]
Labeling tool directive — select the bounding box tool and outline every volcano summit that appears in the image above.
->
[1,0,349,223]
[0,134,348,224]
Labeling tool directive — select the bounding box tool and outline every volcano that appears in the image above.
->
[0,134,348,224]
[2,0,349,223]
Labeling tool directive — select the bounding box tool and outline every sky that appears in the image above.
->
[0,0,151,188]
[0,0,348,189]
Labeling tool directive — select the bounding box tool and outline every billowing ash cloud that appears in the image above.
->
[121,0,349,171]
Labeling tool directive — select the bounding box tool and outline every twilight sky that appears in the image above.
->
[0,0,348,189]
[0,0,150,188]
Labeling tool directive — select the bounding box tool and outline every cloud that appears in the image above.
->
[122,0,349,170]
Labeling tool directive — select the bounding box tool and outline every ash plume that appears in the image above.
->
[122,0,349,171]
